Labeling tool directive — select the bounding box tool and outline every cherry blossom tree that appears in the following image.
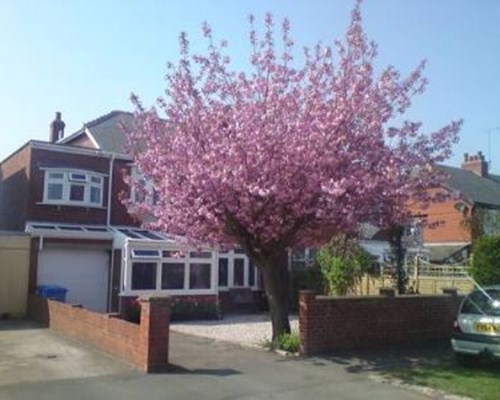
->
[125,1,461,342]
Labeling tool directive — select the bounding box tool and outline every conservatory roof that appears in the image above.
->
[25,222,176,247]
[26,222,114,240]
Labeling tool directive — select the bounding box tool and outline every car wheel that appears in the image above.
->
[455,352,475,367]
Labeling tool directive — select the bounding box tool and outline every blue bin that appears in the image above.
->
[37,285,68,302]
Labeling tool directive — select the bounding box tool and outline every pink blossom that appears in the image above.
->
[125,2,460,261]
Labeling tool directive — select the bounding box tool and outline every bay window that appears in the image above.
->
[189,263,212,289]
[131,262,157,290]
[233,258,245,287]
[218,258,229,287]
[127,247,216,294]
[124,246,260,295]
[161,263,185,289]
[218,250,258,289]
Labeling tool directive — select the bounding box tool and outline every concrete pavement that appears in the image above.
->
[0,320,134,387]
[0,320,450,400]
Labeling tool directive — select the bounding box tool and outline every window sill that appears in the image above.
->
[37,201,107,210]
[120,288,218,296]
[213,286,260,292]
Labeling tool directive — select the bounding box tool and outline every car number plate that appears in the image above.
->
[474,322,500,334]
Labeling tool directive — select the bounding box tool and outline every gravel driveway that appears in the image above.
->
[170,313,299,348]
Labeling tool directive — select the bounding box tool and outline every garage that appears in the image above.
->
[37,244,110,312]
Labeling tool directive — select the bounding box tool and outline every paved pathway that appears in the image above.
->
[0,320,452,400]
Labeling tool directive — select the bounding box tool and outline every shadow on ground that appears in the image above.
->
[165,364,242,377]
[0,319,43,331]
[302,340,454,373]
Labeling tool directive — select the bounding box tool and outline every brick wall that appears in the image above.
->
[110,159,138,226]
[26,148,136,226]
[0,144,31,230]
[299,290,462,356]
[410,188,471,244]
[28,294,170,372]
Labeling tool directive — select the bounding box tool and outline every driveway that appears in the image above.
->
[0,319,453,400]
[171,313,299,348]
[0,320,134,387]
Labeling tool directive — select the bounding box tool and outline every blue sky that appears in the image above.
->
[1,0,499,172]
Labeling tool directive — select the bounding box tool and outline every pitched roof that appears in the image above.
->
[60,110,134,154]
[436,164,500,207]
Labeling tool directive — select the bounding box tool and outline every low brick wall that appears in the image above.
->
[28,295,170,372]
[299,290,463,356]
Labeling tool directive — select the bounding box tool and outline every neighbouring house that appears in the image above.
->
[288,223,391,281]
[0,111,262,315]
[407,151,500,264]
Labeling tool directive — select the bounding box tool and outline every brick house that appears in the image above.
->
[408,151,500,264]
[0,111,262,314]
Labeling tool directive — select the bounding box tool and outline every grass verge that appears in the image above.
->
[384,358,500,400]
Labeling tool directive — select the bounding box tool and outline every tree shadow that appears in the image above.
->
[155,364,242,377]
[302,340,454,374]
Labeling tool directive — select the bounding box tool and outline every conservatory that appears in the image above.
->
[26,222,261,312]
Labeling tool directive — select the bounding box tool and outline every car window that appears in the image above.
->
[461,289,500,316]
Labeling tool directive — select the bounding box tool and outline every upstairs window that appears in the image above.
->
[130,165,157,206]
[42,169,105,207]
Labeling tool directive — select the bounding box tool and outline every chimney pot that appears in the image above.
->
[49,112,65,143]
[461,151,488,177]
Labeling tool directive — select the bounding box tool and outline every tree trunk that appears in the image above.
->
[259,252,291,345]
[389,225,407,294]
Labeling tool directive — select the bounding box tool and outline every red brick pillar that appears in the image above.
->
[299,290,317,357]
[137,295,171,372]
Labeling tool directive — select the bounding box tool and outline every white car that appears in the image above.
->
[451,285,500,364]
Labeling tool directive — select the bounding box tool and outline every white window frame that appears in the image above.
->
[217,250,259,291]
[41,168,106,208]
[131,249,161,259]
[123,244,218,296]
[130,165,156,206]
[290,248,317,269]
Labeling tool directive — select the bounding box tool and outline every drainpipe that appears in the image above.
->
[107,249,115,312]
[107,154,116,312]
[106,154,115,226]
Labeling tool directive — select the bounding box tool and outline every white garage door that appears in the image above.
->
[38,247,110,312]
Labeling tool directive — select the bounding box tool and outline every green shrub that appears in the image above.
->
[471,235,500,286]
[289,266,326,310]
[277,331,300,353]
[121,296,221,323]
[316,235,372,296]
[171,298,221,321]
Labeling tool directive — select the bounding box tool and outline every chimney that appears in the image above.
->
[461,151,488,177]
[49,112,65,143]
